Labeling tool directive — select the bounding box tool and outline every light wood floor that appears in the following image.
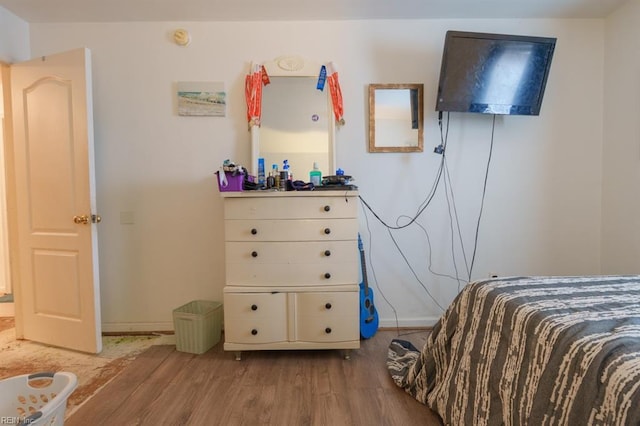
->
[67,329,442,426]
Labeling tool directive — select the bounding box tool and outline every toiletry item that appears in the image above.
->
[280,159,289,190]
[310,162,322,186]
[258,158,265,185]
[272,164,280,189]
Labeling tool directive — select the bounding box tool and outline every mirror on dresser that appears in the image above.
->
[249,56,336,180]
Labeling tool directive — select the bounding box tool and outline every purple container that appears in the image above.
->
[216,171,244,192]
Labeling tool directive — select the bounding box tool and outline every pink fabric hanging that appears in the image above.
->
[245,63,266,127]
[326,62,345,126]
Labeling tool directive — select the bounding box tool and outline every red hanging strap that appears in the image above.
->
[326,62,345,126]
[245,63,265,128]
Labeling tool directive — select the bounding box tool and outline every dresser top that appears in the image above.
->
[220,190,359,198]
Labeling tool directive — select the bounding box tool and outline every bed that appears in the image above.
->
[387,275,640,426]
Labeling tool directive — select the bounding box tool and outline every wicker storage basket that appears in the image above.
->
[173,300,223,354]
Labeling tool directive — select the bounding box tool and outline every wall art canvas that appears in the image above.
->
[177,81,226,116]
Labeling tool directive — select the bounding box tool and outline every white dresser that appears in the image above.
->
[221,190,360,360]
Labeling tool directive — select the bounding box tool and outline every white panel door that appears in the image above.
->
[10,48,101,353]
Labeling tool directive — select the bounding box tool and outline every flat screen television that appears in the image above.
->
[435,31,557,116]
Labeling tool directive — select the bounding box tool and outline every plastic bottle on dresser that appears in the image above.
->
[272,164,280,190]
[257,158,265,185]
[283,160,294,190]
[283,160,291,180]
[309,162,322,186]
[280,160,289,190]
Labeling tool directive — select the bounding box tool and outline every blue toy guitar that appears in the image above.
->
[358,234,379,339]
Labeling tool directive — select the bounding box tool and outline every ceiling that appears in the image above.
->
[0,0,629,23]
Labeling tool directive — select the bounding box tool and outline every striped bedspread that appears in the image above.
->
[387,275,640,426]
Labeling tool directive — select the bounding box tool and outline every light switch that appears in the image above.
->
[120,211,135,224]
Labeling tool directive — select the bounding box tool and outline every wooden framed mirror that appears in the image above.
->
[368,83,424,153]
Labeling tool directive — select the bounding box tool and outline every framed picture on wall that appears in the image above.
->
[177,81,226,116]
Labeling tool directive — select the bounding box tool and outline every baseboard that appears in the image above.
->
[378,316,439,329]
[101,321,173,334]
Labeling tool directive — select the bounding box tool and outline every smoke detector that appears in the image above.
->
[173,29,191,46]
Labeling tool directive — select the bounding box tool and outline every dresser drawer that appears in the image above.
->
[224,292,287,344]
[224,218,357,242]
[226,261,358,287]
[225,241,358,265]
[295,291,359,342]
[225,240,358,287]
[224,196,357,220]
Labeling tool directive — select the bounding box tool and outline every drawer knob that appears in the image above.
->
[251,329,258,335]
[325,303,332,310]
[251,304,258,311]
[324,228,331,235]
[324,250,331,257]
[324,272,331,279]
[251,251,258,258]
[324,205,331,212]
[325,327,332,334]
[251,228,258,235]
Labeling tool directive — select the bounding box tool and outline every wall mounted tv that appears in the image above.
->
[435,31,557,116]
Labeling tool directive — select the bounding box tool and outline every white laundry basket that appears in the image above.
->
[0,371,77,425]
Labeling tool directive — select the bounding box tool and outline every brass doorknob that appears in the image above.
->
[73,215,90,224]
[73,214,102,224]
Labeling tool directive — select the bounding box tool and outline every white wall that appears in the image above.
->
[0,8,29,296]
[602,0,640,273]
[0,7,29,63]
[26,18,605,331]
